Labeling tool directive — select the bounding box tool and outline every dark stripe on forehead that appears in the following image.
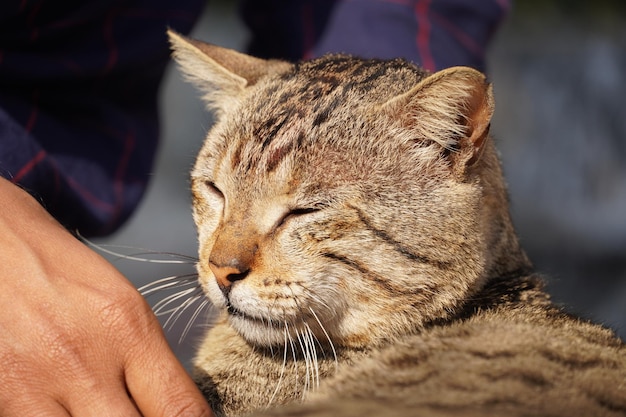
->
[312,93,342,127]
[296,130,307,147]
[265,139,295,173]
[258,113,290,150]
[301,55,358,75]
[264,130,308,174]
[230,141,243,171]
[360,63,393,86]
[308,60,417,127]
[237,55,425,174]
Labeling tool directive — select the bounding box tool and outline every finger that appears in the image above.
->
[63,386,143,417]
[66,398,143,417]
[1,397,71,417]
[125,329,213,417]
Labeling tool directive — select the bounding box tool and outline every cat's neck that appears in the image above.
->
[476,141,533,282]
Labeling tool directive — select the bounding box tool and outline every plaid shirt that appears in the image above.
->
[0,0,509,237]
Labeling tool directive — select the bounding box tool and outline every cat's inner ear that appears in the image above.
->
[381,66,494,174]
[167,30,291,111]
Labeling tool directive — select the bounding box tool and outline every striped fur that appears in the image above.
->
[169,31,626,417]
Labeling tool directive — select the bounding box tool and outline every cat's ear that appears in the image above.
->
[381,66,494,176]
[167,29,291,113]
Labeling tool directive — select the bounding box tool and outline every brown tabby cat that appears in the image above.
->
[167,30,626,417]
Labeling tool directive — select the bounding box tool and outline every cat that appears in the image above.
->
[167,30,626,417]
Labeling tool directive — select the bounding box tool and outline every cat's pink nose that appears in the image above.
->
[209,261,249,288]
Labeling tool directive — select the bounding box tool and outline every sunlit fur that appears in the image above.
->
[168,30,626,417]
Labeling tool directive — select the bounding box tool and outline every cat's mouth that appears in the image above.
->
[226,304,255,320]
[224,296,340,348]
[226,303,281,326]
[225,300,319,332]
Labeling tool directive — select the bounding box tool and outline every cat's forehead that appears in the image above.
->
[294,54,427,84]
[277,54,429,107]
[232,55,429,154]
[195,55,432,192]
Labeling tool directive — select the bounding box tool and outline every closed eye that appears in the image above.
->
[205,180,224,200]
[288,207,320,217]
[196,180,226,216]
[277,207,321,229]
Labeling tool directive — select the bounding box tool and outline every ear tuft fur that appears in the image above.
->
[381,66,494,172]
[167,30,291,114]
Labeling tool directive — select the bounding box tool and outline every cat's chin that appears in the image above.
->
[225,306,339,349]
[227,312,293,347]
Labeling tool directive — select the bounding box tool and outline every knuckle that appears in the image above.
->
[37,320,99,383]
[96,288,153,333]
[160,396,213,417]
[93,287,161,355]
[41,325,81,364]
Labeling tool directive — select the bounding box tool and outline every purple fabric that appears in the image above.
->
[1,0,509,237]
[241,0,511,72]
[0,0,204,236]
[313,0,509,72]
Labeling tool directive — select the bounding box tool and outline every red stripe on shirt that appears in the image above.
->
[414,0,435,72]
[12,149,46,183]
[301,3,315,60]
[12,150,116,214]
[66,175,116,213]
[495,0,511,12]
[431,11,484,59]
[110,132,136,226]
[26,0,43,42]
[25,90,39,133]
[103,11,119,74]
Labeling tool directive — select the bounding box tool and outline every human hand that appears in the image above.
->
[0,178,213,417]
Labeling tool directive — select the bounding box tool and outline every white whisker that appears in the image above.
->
[295,327,312,398]
[164,295,199,330]
[285,321,299,395]
[153,287,198,316]
[138,273,198,296]
[163,289,205,330]
[76,234,207,347]
[178,297,211,344]
[79,234,197,264]
[304,323,320,389]
[296,282,334,313]
[267,316,276,358]
[268,324,289,407]
[309,307,338,371]
[308,294,333,314]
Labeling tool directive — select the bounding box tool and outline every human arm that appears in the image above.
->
[0,177,212,417]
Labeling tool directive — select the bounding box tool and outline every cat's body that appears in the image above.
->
[168,31,626,417]
[196,277,625,417]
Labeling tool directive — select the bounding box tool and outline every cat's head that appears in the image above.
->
[169,31,528,349]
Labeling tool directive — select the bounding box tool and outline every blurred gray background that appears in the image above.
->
[95,0,626,370]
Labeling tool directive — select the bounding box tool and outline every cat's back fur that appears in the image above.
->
[305,279,625,417]
[168,31,626,417]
